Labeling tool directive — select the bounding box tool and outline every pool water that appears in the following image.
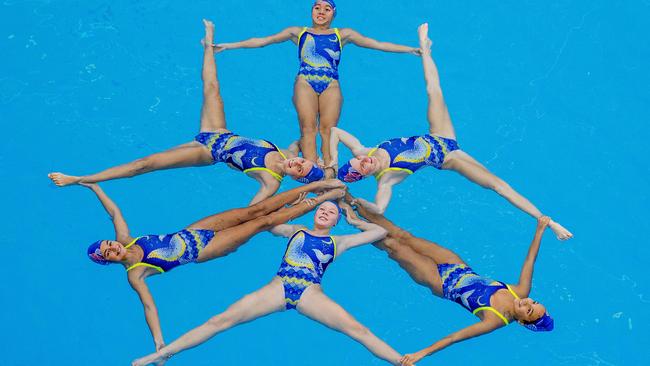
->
[2,1,649,365]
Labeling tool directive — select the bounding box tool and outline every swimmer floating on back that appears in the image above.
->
[214,0,421,176]
[131,201,408,366]
[331,23,572,240]
[78,178,344,354]
[348,195,555,365]
[49,20,324,205]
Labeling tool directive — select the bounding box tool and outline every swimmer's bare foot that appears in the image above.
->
[418,23,432,51]
[201,18,215,48]
[131,351,167,366]
[48,172,81,187]
[549,220,573,241]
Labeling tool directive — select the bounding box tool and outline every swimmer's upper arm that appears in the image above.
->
[248,178,280,206]
[270,225,305,238]
[331,127,370,156]
[272,26,302,44]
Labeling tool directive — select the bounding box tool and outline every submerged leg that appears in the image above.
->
[48,142,212,186]
[199,19,227,132]
[187,180,344,231]
[443,150,572,240]
[131,278,285,366]
[293,77,320,162]
[196,188,345,261]
[297,286,402,365]
[418,23,456,139]
[318,81,343,167]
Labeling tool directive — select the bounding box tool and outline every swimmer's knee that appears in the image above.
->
[206,313,233,330]
[319,125,333,137]
[131,158,153,176]
[203,81,222,98]
[488,178,511,195]
[426,85,444,100]
[300,122,318,135]
[347,322,370,340]
[393,229,413,241]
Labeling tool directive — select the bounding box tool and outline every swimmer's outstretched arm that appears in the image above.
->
[83,184,165,350]
[81,183,132,243]
[400,321,501,366]
[334,209,387,256]
[349,174,405,215]
[510,216,551,298]
[328,127,371,168]
[215,27,304,52]
[339,28,421,55]
[127,272,167,352]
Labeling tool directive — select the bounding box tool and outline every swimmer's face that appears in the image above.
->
[312,1,334,26]
[314,201,340,228]
[514,297,546,323]
[99,240,127,262]
[284,157,314,178]
[350,156,378,176]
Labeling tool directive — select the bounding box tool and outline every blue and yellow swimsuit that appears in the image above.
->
[195,130,286,182]
[276,230,337,310]
[369,134,459,180]
[125,229,215,273]
[297,27,342,95]
[438,263,520,325]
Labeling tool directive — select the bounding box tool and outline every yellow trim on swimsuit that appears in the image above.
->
[243,167,283,182]
[123,237,165,273]
[298,27,308,42]
[242,143,285,182]
[331,235,337,259]
[473,306,509,325]
[471,285,520,326]
[333,28,342,49]
[367,147,414,180]
[126,262,165,273]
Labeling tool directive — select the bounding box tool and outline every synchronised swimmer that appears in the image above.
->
[48,2,571,365]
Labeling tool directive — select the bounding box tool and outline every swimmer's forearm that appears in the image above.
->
[87,184,121,218]
[517,221,546,294]
[373,42,418,54]
[144,307,165,349]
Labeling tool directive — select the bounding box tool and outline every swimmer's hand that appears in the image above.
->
[214,43,230,53]
[410,47,423,56]
[314,179,345,191]
[537,216,551,231]
[339,201,360,222]
[400,351,424,365]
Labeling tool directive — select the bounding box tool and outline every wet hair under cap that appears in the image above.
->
[87,240,109,265]
[295,165,325,184]
[337,162,365,183]
[522,312,554,332]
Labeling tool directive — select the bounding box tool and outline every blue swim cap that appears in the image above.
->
[522,312,554,332]
[337,162,365,183]
[325,200,344,224]
[313,0,337,18]
[87,240,109,266]
[295,165,325,184]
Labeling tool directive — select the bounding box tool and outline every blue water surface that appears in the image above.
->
[2,1,649,365]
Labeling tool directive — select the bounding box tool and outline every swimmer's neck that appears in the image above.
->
[121,244,144,267]
[310,24,331,32]
[310,225,332,236]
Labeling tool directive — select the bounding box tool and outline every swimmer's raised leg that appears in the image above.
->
[47,20,228,188]
[416,23,572,241]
